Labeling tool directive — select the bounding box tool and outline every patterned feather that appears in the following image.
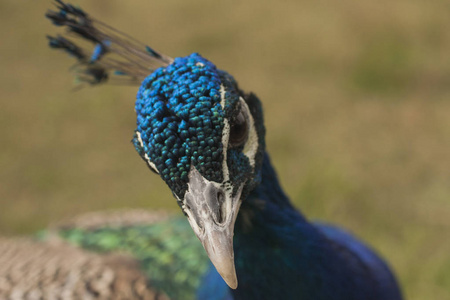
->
[48,211,210,300]
[0,237,169,299]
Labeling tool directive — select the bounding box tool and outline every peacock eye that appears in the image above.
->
[229,105,249,148]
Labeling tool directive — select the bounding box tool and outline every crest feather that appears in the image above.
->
[46,0,173,87]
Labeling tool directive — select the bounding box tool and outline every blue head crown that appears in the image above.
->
[133,53,242,200]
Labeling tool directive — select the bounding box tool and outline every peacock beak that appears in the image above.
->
[182,166,243,289]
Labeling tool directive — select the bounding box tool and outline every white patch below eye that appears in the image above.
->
[219,84,231,183]
[240,97,258,168]
[219,84,226,110]
[196,62,205,67]
[136,131,159,174]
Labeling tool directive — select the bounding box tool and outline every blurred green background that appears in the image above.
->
[1,0,450,298]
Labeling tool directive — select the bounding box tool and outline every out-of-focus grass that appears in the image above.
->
[1,0,450,298]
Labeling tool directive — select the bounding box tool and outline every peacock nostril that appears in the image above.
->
[217,190,226,224]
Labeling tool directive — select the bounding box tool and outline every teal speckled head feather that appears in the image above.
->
[132,53,264,202]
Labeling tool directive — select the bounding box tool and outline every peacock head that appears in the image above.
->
[46,1,265,289]
[132,53,265,288]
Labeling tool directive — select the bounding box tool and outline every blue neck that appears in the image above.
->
[231,153,378,300]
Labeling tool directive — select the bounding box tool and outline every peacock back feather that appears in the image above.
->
[57,218,207,299]
[36,210,231,300]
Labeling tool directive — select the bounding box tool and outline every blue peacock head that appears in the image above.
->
[132,53,265,205]
[46,0,266,289]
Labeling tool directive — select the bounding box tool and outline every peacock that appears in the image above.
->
[0,1,403,299]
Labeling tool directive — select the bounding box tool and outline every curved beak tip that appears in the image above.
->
[224,275,238,289]
[207,246,239,289]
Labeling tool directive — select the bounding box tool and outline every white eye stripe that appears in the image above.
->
[136,131,159,174]
[239,98,258,168]
[146,158,159,174]
[221,93,258,169]
[220,87,231,184]
[220,84,226,109]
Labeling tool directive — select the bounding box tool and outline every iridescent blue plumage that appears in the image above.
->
[46,2,403,299]
[133,54,227,199]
